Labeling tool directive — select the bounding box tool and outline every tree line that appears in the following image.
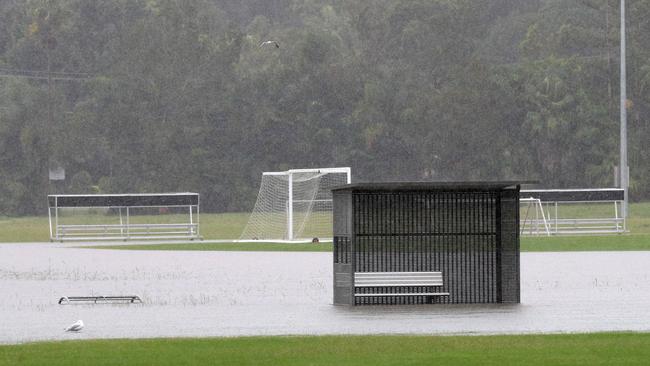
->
[1,0,648,215]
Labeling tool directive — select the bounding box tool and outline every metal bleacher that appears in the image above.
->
[48,193,200,242]
[520,188,625,235]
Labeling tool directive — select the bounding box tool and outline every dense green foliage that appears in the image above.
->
[3,333,650,365]
[1,0,648,215]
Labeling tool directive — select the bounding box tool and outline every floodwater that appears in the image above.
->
[1,243,650,344]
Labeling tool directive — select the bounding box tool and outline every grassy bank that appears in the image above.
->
[89,233,650,252]
[0,212,249,243]
[94,241,335,252]
[2,333,650,366]
[0,216,50,243]
[3,203,650,252]
[522,233,650,251]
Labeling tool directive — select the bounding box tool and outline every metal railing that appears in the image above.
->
[520,199,625,235]
[48,193,201,242]
[55,223,199,241]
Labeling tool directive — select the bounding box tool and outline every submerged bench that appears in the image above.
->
[354,271,450,298]
[58,296,143,305]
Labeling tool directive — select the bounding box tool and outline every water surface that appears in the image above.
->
[1,243,649,344]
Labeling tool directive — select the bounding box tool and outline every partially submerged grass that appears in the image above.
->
[88,233,650,252]
[0,216,50,243]
[2,333,650,366]
[94,241,334,252]
[522,233,650,251]
[0,212,250,243]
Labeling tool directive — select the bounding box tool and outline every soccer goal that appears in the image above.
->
[239,167,351,242]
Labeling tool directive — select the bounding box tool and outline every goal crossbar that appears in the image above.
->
[262,167,351,176]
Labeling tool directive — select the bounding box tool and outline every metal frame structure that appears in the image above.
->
[520,189,625,235]
[332,182,524,306]
[58,295,142,304]
[520,197,551,236]
[260,167,351,241]
[620,0,629,219]
[48,193,200,242]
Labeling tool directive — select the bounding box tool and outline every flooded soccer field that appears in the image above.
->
[1,243,649,344]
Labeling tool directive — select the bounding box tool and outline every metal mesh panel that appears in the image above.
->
[333,236,350,264]
[351,191,500,305]
[332,191,354,305]
[355,286,448,305]
[499,189,521,303]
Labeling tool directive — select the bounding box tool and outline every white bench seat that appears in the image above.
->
[354,271,449,297]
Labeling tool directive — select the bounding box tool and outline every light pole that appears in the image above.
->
[620,0,629,219]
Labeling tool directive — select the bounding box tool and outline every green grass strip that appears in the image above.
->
[86,233,650,252]
[2,333,650,366]
[521,233,650,251]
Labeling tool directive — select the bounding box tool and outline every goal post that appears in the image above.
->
[240,167,351,242]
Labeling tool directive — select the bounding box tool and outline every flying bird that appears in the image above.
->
[64,320,84,332]
[259,40,280,48]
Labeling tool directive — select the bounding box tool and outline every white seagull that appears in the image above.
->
[259,40,280,48]
[64,320,84,332]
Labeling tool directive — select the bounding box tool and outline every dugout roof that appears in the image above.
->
[332,181,535,192]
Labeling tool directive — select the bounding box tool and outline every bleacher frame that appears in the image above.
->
[48,193,200,242]
[520,189,625,235]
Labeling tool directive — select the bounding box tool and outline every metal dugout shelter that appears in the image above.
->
[48,193,200,241]
[332,182,524,306]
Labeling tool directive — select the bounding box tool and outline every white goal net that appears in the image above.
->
[239,167,351,242]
